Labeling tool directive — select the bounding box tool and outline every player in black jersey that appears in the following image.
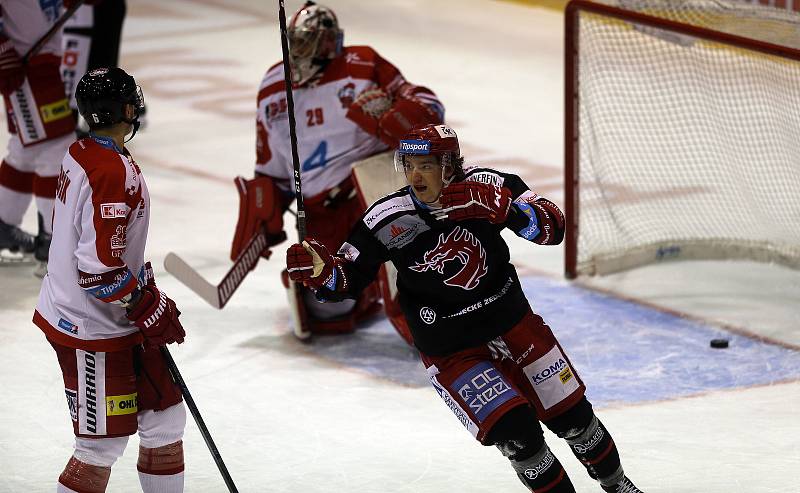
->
[286,124,643,493]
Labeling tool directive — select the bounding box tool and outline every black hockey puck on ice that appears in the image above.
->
[710,338,729,349]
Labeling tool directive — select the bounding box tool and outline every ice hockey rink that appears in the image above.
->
[2,0,799,491]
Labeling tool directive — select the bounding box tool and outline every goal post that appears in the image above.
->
[564,0,800,278]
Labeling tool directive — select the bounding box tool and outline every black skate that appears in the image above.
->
[602,476,644,493]
[0,218,35,263]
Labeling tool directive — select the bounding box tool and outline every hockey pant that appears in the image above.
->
[1,54,75,233]
[49,338,186,492]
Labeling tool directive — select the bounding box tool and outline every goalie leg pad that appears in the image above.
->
[230,175,285,261]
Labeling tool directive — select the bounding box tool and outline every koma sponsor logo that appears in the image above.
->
[532,358,568,384]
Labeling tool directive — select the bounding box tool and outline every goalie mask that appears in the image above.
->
[75,67,145,141]
[394,124,464,185]
[288,1,344,86]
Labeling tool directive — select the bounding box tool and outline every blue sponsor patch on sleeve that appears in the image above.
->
[452,362,518,423]
[514,201,540,240]
[57,318,79,334]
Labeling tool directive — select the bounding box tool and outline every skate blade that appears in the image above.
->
[0,249,35,265]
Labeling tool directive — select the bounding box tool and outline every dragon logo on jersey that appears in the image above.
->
[409,226,487,290]
[338,82,355,108]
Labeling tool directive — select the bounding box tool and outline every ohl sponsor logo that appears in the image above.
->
[106,393,139,416]
[410,226,488,290]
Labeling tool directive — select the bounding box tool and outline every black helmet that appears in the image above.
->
[75,67,144,129]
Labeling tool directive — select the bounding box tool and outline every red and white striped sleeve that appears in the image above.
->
[73,150,140,304]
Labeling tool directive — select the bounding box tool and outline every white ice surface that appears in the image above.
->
[1,1,798,491]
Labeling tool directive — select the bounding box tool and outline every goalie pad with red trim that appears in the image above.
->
[230,175,287,261]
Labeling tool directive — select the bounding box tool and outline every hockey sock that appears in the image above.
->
[563,415,625,488]
[137,441,185,493]
[509,444,576,493]
[57,456,111,493]
[0,160,34,225]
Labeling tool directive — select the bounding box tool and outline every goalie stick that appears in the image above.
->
[164,231,268,309]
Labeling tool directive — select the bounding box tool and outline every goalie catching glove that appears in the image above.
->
[346,85,443,148]
[125,267,185,347]
[437,181,513,224]
[286,238,348,293]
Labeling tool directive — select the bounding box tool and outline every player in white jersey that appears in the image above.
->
[34,67,187,493]
[231,1,445,337]
[0,0,76,275]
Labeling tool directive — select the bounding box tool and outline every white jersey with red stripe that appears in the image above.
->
[255,46,404,198]
[34,135,149,352]
[0,0,63,57]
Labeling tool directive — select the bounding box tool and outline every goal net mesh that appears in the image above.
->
[569,0,800,275]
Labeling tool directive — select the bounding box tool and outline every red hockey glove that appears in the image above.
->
[286,238,337,290]
[438,181,513,224]
[345,87,393,136]
[0,37,25,96]
[126,285,185,347]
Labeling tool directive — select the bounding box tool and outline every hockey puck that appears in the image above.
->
[710,338,729,349]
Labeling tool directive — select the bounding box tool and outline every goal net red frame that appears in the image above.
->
[564,0,800,278]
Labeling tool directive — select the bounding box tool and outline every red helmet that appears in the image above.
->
[395,123,461,167]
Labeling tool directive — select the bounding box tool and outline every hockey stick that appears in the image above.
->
[22,0,87,64]
[278,0,312,341]
[160,347,239,493]
[164,231,268,309]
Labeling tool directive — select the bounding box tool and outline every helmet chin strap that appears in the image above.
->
[123,118,140,143]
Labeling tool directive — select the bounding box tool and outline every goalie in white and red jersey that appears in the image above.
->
[33,68,188,493]
[286,124,644,493]
[0,0,77,275]
[230,1,444,338]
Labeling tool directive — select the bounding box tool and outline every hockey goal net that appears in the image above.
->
[565,0,800,277]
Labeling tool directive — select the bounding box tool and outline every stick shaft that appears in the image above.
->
[277,0,307,239]
[160,347,239,493]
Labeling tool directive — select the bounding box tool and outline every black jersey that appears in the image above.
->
[320,166,565,356]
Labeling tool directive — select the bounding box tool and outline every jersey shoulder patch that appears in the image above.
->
[463,166,506,187]
[362,188,415,230]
